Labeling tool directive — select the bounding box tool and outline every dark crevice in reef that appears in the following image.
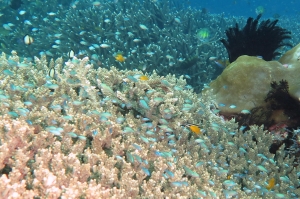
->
[0,164,12,177]
[220,14,292,63]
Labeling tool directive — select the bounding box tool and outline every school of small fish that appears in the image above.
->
[0,0,297,198]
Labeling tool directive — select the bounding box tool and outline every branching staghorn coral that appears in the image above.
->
[0,52,298,198]
[0,0,232,92]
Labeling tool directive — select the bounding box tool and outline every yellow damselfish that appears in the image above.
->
[139,75,149,81]
[115,54,125,62]
[186,124,202,135]
[266,177,275,190]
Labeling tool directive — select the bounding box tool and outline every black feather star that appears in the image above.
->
[220,14,292,63]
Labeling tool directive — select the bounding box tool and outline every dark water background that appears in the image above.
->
[188,0,299,18]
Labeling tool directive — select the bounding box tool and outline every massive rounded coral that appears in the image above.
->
[204,43,300,126]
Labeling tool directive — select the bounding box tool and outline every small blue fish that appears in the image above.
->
[10,84,16,91]
[239,126,247,131]
[144,159,148,165]
[146,130,155,135]
[239,147,247,154]
[171,181,188,187]
[50,104,62,110]
[214,60,226,68]
[44,83,59,89]
[116,117,125,124]
[162,173,169,179]
[122,127,134,133]
[126,151,134,163]
[223,180,236,188]
[139,99,150,110]
[257,154,268,160]
[161,80,171,87]
[275,193,285,198]
[26,120,33,125]
[279,176,290,183]
[17,63,29,67]
[140,135,149,143]
[223,190,238,198]
[115,155,124,161]
[160,151,172,158]
[63,115,73,121]
[0,94,9,100]
[17,108,29,116]
[229,104,236,109]
[67,132,78,138]
[183,165,200,177]
[72,100,83,106]
[218,103,226,107]
[126,75,138,82]
[257,165,268,173]
[142,117,150,122]
[24,82,35,88]
[132,143,142,150]
[196,161,205,167]
[99,116,108,122]
[46,126,63,136]
[198,190,207,197]
[208,191,217,198]
[241,109,251,114]
[90,130,97,136]
[184,74,191,79]
[141,167,150,176]
[3,69,14,76]
[133,155,143,163]
[8,111,18,118]
[165,169,174,178]
[148,138,157,142]
[168,140,176,146]
[7,60,18,67]
[23,101,33,106]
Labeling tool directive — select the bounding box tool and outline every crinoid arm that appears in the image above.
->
[220,14,291,63]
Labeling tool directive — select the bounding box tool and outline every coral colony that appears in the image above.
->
[0,0,300,198]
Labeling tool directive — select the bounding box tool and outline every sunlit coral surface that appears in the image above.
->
[0,51,298,198]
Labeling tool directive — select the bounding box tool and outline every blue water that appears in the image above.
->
[189,0,300,18]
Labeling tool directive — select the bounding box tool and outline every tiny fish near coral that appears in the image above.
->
[139,75,149,81]
[266,177,275,190]
[115,54,125,62]
[184,124,202,135]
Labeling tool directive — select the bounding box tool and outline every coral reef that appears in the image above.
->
[0,0,246,92]
[220,14,291,63]
[0,0,300,197]
[0,51,299,198]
